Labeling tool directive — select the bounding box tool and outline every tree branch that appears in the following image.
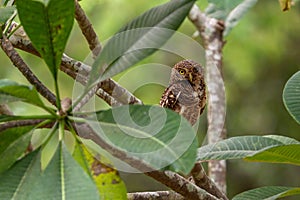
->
[189,5,227,193]
[127,191,183,200]
[0,119,46,132]
[0,36,57,107]
[191,162,228,200]
[76,123,219,200]
[75,0,102,57]
[8,24,142,107]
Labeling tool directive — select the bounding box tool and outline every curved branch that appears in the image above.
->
[0,36,57,106]
[191,162,228,200]
[128,191,183,200]
[0,119,48,132]
[75,0,102,57]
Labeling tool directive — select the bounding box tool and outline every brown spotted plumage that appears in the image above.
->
[160,60,206,125]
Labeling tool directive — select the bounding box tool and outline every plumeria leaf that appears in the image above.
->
[197,135,299,161]
[233,186,300,200]
[16,0,74,79]
[0,79,45,108]
[283,71,300,124]
[86,0,195,88]
[0,125,34,173]
[0,143,99,200]
[81,105,198,175]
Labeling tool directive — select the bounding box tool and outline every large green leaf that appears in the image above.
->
[16,0,74,79]
[283,71,300,124]
[0,125,34,173]
[197,135,299,161]
[87,0,196,87]
[85,105,198,175]
[233,186,300,200]
[0,143,99,200]
[245,144,300,166]
[206,0,257,36]
[0,79,45,107]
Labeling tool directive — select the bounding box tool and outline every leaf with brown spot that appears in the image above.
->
[73,142,127,199]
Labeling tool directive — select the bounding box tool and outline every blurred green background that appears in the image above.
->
[1,0,300,198]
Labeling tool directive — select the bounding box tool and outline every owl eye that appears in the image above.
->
[179,69,186,75]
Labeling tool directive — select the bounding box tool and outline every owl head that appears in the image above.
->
[170,60,204,85]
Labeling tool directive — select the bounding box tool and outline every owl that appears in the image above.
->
[160,60,206,125]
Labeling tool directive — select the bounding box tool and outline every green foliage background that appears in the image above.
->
[1,0,300,198]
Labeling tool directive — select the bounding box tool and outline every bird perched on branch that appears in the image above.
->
[160,60,206,125]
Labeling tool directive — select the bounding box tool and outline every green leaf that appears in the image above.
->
[0,79,45,108]
[72,142,91,175]
[245,144,300,166]
[206,0,257,36]
[264,135,300,144]
[233,186,300,200]
[283,71,300,124]
[73,143,127,200]
[0,6,15,26]
[87,0,196,87]
[85,105,198,175]
[0,125,34,173]
[41,127,59,170]
[223,0,257,36]
[16,0,74,79]
[197,135,299,161]
[0,143,99,200]
[0,149,39,200]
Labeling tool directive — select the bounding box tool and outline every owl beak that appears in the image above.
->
[189,74,193,83]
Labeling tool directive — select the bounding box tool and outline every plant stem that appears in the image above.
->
[54,77,62,111]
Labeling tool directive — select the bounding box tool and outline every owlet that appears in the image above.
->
[160,60,206,125]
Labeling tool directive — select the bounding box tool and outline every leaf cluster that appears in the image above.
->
[0,0,299,199]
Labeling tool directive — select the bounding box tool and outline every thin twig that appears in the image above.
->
[73,85,98,112]
[74,0,125,110]
[0,36,57,106]
[60,56,142,106]
[191,162,228,200]
[127,191,183,200]
[0,119,46,132]
[75,0,102,57]
[189,5,227,193]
